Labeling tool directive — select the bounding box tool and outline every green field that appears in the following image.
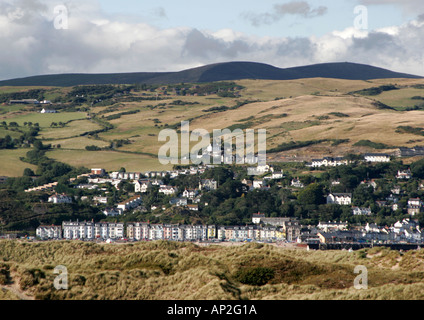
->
[2,111,87,127]
[0,149,37,177]
[39,119,103,140]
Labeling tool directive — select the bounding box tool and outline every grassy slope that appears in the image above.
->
[0,149,37,177]
[1,240,424,300]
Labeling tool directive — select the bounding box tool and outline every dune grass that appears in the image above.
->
[1,240,424,300]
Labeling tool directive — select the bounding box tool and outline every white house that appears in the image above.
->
[103,208,123,217]
[252,213,265,224]
[134,179,152,193]
[182,189,199,199]
[407,198,423,216]
[48,194,73,204]
[327,193,352,205]
[396,169,412,179]
[36,225,62,239]
[308,157,348,168]
[271,171,284,179]
[199,179,217,191]
[117,195,142,212]
[317,221,349,232]
[291,178,304,188]
[40,108,58,114]
[364,153,391,163]
[352,207,372,216]
[159,185,178,195]
[91,196,107,204]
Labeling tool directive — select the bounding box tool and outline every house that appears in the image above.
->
[9,99,39,104]
[252,213,265,224]
[291,178,304,188]
[352,207,372,216]
[326,193,352,205]
[48,194,73,204]
[93,196,108,204]
[103,208,123,217]
[134,179,152,193]
[182,189,199,199]
[317,221,348,232]
[317,231,357,244]
[199,179,217,191]
[360,179,377,189]
[396,169,412,179]
[91,168,106,176]
[36,225,62,239]
[169,197,188,206]
[364,153,391,163]
[308,157,348,168]
[395,146,424,158]
[159,185,178,195]
[40,108,58,114]
[186,204,199,211]
[253,179,265,189]
[391,186,401,195]
[407,198,423,216]
[271,171,284,179]
[117,195,142,212]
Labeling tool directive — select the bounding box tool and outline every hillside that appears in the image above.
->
[0,62,421,87]
[1,240,424,300]
[1,77,424,175]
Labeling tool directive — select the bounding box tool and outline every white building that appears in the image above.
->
[352,207,372,216]
[308,157,348,168]
[117,195,142,212]
[327,193,352,205]
[159,185,178,195]
[48,194,73,204]
[364,153,391,163]
[40,108,58,114]
[134,179,152,193]
[36,225,62,239]
[62,221,124,240]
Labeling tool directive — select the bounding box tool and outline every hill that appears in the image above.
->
[0,61,421,87]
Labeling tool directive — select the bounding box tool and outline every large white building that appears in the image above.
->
[364,153,391,163]
[62,221,124,240]
[36,225,62,239]
[326,193,352,205]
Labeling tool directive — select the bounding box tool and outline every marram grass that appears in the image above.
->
[1,240,424,300]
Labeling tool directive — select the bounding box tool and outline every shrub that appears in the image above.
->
[234,267,275,286]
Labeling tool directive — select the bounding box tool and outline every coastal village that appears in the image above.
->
[31,149,424,247]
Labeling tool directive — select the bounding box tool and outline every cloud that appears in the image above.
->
[0,0,423,80]
[243,1,328,27]
[356,0,424,15]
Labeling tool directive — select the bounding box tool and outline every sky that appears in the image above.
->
[1,0,424,80]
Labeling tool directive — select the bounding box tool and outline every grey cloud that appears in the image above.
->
[181,29,251,59]
[243,1,328,27]
[274,2,327,18]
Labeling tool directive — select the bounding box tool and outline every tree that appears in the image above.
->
[23,168,35,177]
[297,183,325,206]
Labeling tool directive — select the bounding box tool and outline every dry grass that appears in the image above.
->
[1,240,424,300]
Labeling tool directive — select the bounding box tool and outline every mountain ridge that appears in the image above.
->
[0,61,422,87]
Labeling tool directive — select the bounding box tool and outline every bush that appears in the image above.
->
[234,267,275,286]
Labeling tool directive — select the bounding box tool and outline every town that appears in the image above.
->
[28,150,424,247]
